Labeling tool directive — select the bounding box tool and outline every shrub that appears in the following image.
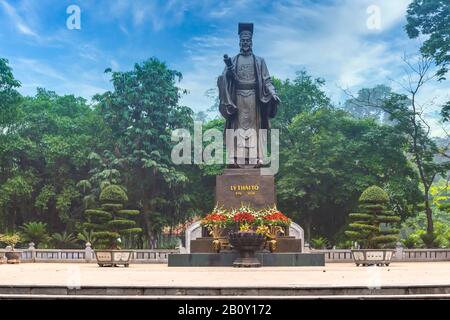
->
[344,186,400,249]
[310,237,329,249]
[51,232,78,249]
[0,233,21,250]
[402,233,422,249]
[99,185,128,203]
[84,184,142,249]
[19,221,50,248]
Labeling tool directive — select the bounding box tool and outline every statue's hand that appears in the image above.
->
[224,54,233,69]
[272,94,281,104]
[226,104,238,115]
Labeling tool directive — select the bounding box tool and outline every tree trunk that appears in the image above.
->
[424,189,434,235]
[304,215,312,244]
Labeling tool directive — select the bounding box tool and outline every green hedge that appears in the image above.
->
[117,210,140,216]
[84,209,112,220]
[101,203,124,211]
[92,231,120,240]
[107,219,136,228]
[120,228,143,235]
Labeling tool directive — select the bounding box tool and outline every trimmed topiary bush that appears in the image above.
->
[345,186,400,249]
[99,185,128,204]
[84,185,142,249]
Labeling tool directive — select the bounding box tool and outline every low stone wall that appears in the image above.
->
[311,248,450,262]
[0,245,178,264]
[2,244,450,263]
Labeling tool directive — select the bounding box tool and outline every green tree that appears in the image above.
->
[0,85,108,233]
[345,186,400,249]
[93,58,195,248]
[277,107,420,242]
[380,58,450,239]
[343,85,392,124]
[272,71,330,144]
[406,0,450,80]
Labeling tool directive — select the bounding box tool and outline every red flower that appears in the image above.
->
[233,211,255,223]
[203,212,227,223]
[264,211,290,223]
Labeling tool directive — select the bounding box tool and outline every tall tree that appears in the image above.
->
[277,107,420,242]
[343,85,392,124]
[93,58,194,248]
[348,57,450,245]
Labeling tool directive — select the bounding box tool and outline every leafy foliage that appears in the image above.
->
[84,185,142,249]
[19,221,50,248]
[406,0,450,80]
[345,186,400,249]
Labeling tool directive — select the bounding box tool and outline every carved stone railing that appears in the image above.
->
[0,243,179,263]
[2,244,450,263]
[311,248,450,262]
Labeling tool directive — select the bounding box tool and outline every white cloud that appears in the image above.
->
[0,0,39,38]
[179,0,416,111]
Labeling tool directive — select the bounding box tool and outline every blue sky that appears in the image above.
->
[1,0,449,134]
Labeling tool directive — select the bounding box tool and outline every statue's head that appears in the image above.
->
[238,23,253,55]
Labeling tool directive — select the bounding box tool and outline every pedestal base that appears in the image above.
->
[168,252,325,267]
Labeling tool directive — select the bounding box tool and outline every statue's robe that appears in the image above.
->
[217,53,279,164]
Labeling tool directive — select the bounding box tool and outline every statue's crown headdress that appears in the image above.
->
[238,22,253,38]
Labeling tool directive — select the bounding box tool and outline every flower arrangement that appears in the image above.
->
[232,205,257,231]
[201,205,230,229]
[260,206,291,227]
[201,204,291,232]
[200,204,292,253]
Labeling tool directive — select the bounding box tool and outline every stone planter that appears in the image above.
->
[5,251,21,264]
[95,250,134,267]
[228,231,265,267]
[351,249,395,266]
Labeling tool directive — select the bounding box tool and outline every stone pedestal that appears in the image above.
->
[215,169,275,209]
[168,252,325,267]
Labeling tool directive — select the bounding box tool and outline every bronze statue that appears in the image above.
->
[218,23,280,168]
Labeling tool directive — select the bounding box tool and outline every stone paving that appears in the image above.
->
[0,262,449,288]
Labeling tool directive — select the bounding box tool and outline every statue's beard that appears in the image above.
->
[240,46,252,55]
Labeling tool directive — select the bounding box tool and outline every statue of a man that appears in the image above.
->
[218,23,280,168]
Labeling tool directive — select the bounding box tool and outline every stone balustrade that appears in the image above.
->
[0,242,179,263]
[311,247,450,262]
[1,243,450,263]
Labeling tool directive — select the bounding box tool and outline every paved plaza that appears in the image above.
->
[1,262,449,288]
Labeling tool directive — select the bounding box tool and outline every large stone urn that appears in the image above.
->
[95,250,134,267]
[5,251,21,264]
[228,231,265,267]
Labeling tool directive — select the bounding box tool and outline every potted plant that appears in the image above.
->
[228,205,265,267]
[257,206,291,252]
[83,185,142,267]
[200,205,231,253]
[0,233,22,264]
[345,186,400,266]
